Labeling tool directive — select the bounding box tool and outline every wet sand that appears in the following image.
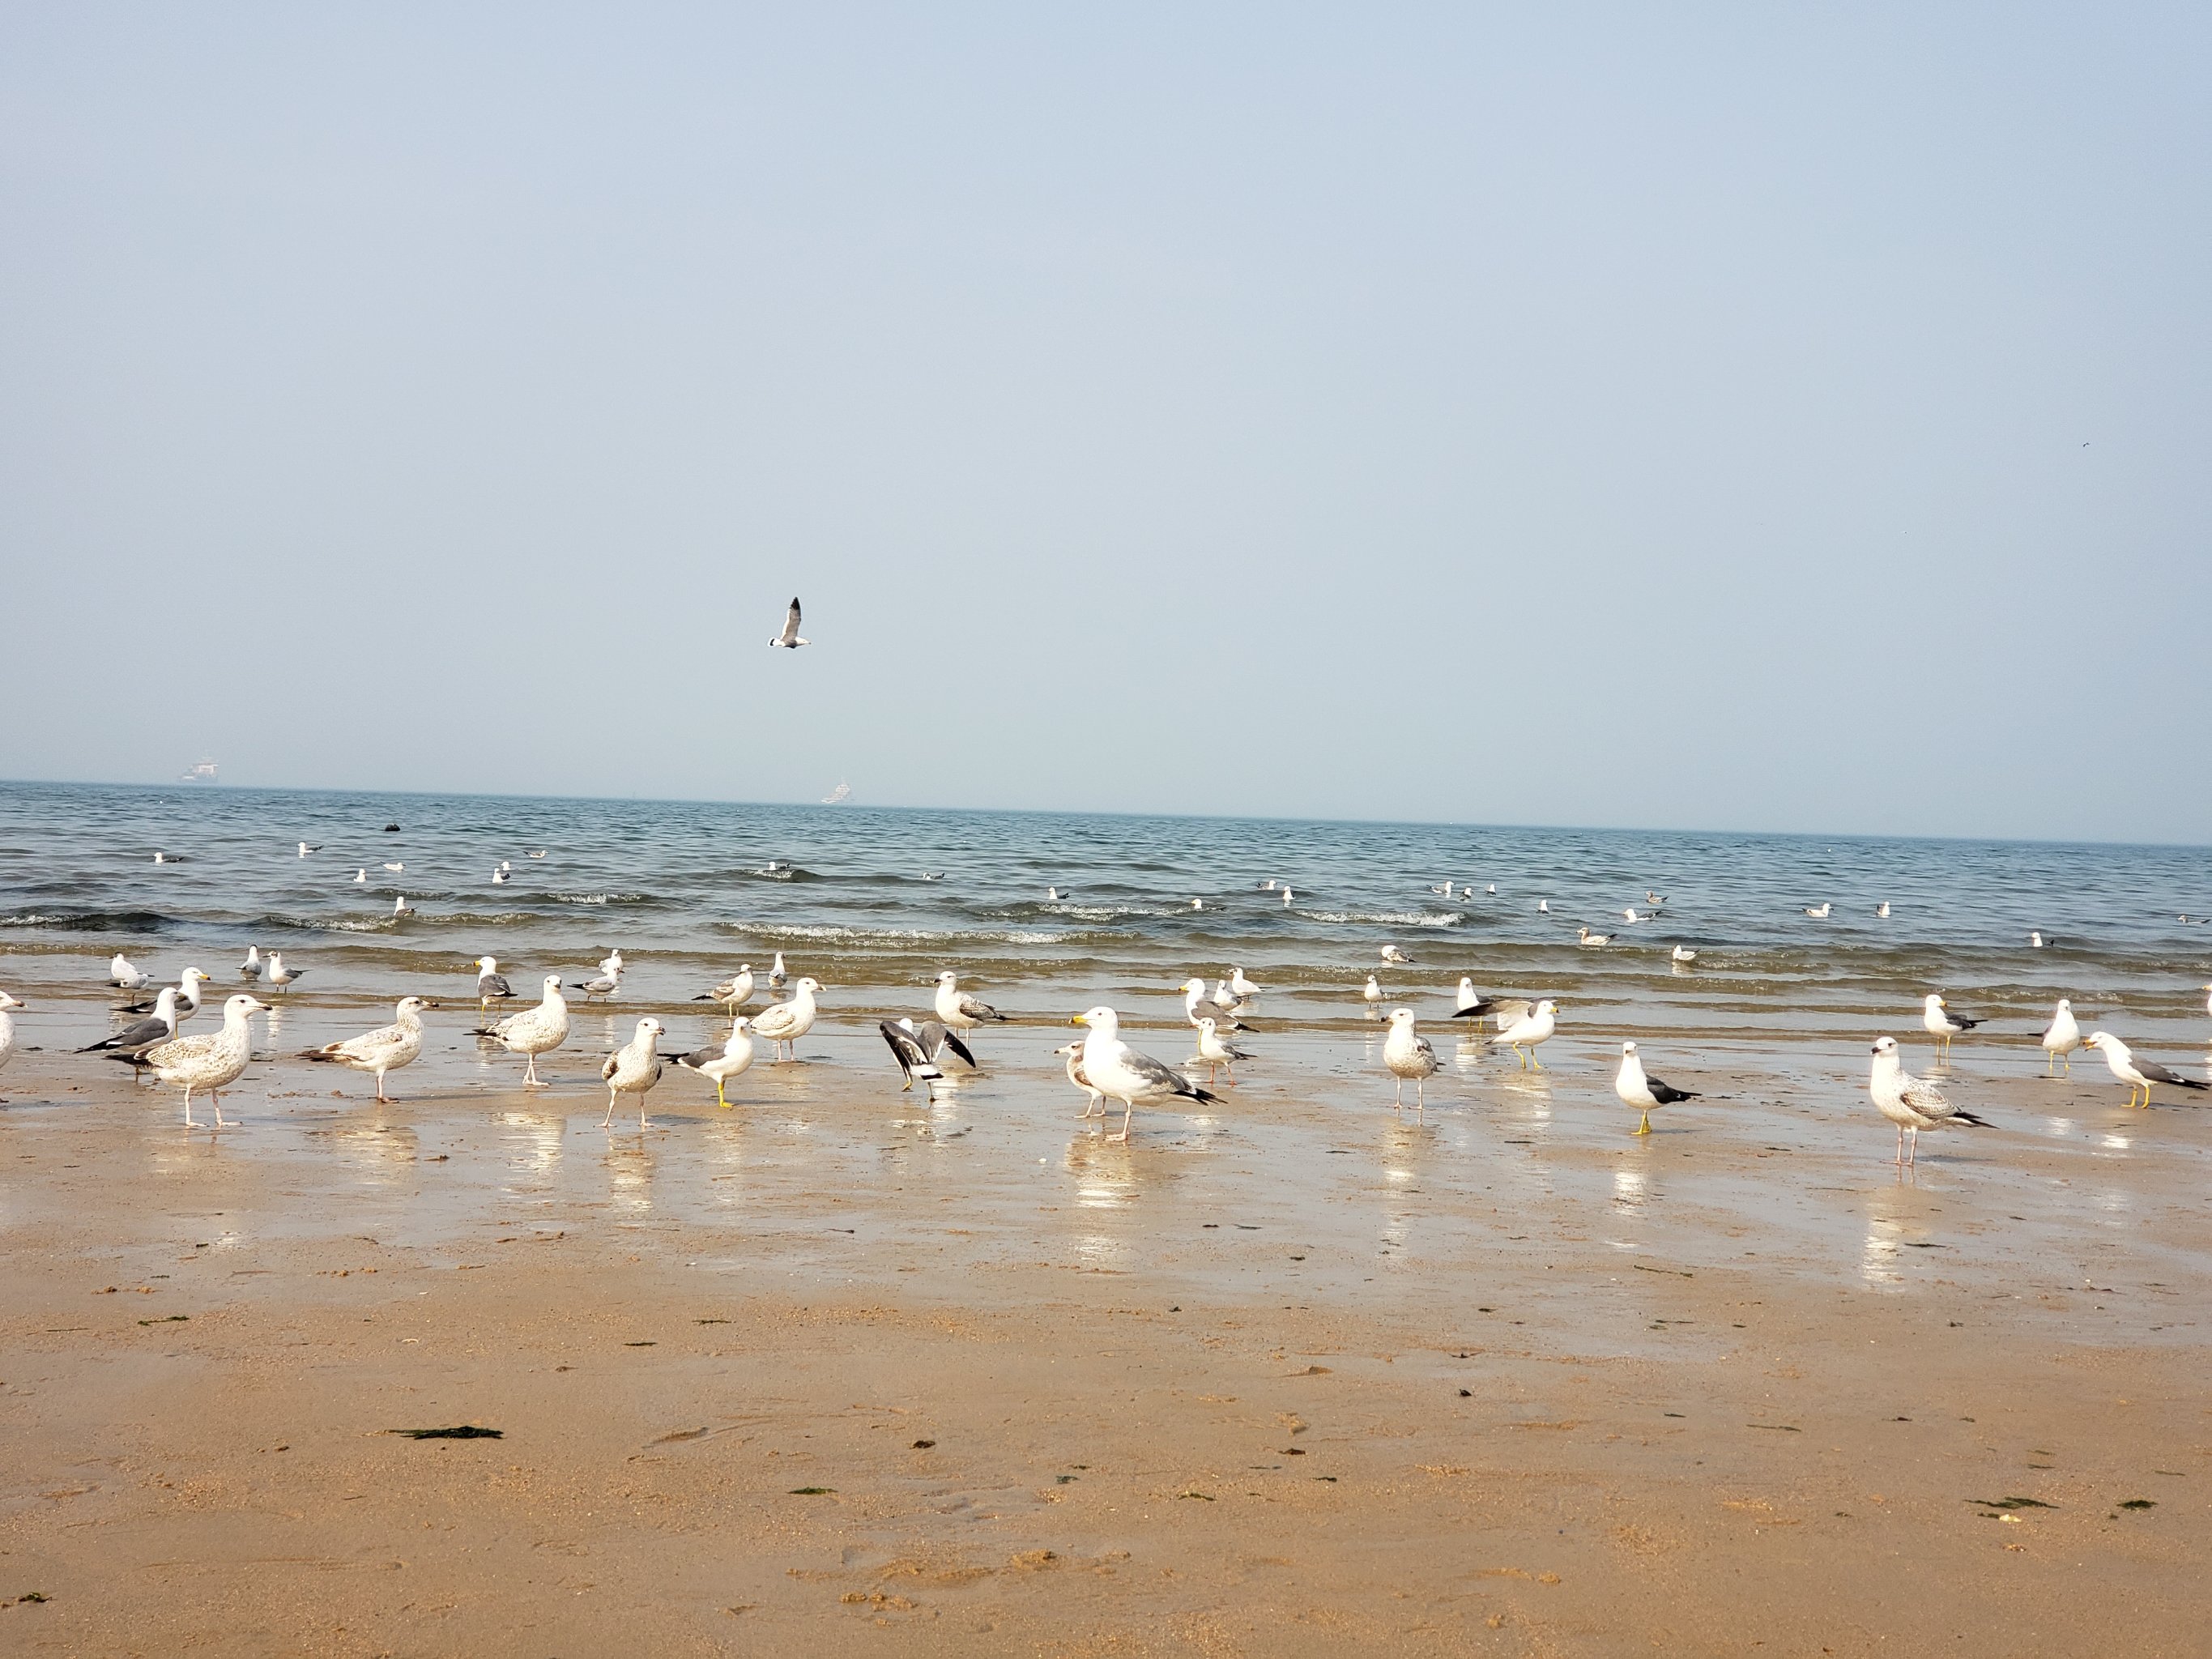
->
[2,986,2208,1655]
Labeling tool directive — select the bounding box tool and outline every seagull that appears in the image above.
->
[769,597,809,649]
[498,860,512,874]
[1190,898,1204,911]
[1190,1016,1251,1088]
[1071,1005,1221,1142]
[300,997,428,1102]
[263,953,305,992]
[1645,892,1666,906]
[693,966,755,1013]
[768,952,787,992]
[1536,899,1549,913]
[1487,885,1498,896]
[1492,1000,1558,1069]
[879,1017,974,1096]
[391,894,414,919]
[152,851,170,864]
[1361,975,1383,1018]
[1228,966,1261,1001]
[2082,1032,2208,1110]
[1379,945,1413,966]
[1383,1009,1439,1115]
[79,987,180,1064]
[471,956,514,1009]
[1869,1036,1992,1165]
[1577,927,1610,948]
[472,975,569,1085]
[1181,977,1250,1033]
[1209,977,1249,1020]
[1804,903,1831,919]
[136,994,269,1128]
[1430,881,1454,897]
[1045,887,1062,902]
[297,842,320,857]
[239,946,263,982]
[1452,977,1500,1020]
[492,868,509,885]
[598,949,625,979]
[674,1016,757,1108]
[599,1017,666,1128]
[2029,932,2044,948]
[1613,1041,1700,1134]
[1281,887,1294,906]
[352,869,367,885]
[1876,902,1890,918]
[383,862,404,873]
[124,967,210,1021]
[1621,907,1642,924]
[108,953,152,992]
[1922,994,1984,1057]
[751,977,821,1061]
[1672,946,1698,963]
[529,850,547,859]
[1261,880,1276,891]
[933,970,1008,1036]
[1055,1039,1107,1120]
[0,992,19,1096]
[569,966,621,1001]
[2039,999,2081,1074]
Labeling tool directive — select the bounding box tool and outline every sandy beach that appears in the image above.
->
[2,975,2206,1657]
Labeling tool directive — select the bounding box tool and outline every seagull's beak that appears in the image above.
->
[1071,1013,1089,1027]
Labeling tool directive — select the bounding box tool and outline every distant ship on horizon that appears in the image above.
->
[820,781,851,805]
[180,757,219,783]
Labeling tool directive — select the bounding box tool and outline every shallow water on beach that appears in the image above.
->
[3,780,2210,1051]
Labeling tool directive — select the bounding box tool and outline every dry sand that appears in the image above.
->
[1,992,2207,1656]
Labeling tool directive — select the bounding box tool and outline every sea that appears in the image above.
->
[2,780,2209,1052]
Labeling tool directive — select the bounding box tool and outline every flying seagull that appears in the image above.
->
[769,598,810,649]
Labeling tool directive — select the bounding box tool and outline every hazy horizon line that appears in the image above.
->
[2,774,2203,857]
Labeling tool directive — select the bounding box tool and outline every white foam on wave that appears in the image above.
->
[727,922,1088,947]
[1305,910,1465,928]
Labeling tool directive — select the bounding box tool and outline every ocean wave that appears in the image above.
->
[720,922,1098,947]
[0,908,177,932]
[1304,910,1466,928]
[258,912,401,933]
[551,892,650,906]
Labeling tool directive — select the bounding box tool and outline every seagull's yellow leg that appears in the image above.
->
[715,1078,728,1109]
[1635,1111,1652,1135]
[1532,1049,1545,1072]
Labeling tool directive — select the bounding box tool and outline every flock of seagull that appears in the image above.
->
[2,926,2206,1162]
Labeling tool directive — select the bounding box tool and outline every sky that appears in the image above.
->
[2,5,2207,842]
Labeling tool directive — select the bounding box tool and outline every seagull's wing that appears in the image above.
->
[481,974,513,999]
[673,1044,726,1072]
[79,1015,168,1052]
[879,1020,926,1076]
[1455,996,1530,1023]
[777,598,803,644]
[1646,1075,1700,1104]
[1121,1044,1217,1102]
[932,1024,977,1068]
[2135,1059,2207,1089]
[1898,1075,1954,1118]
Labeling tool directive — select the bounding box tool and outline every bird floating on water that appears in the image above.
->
[297,842,320,857]
[1672,945,1698,963]
[1876,902,1890,918]
[1614,1041,1700,1134]
[1379,945,1413,965]
[1577,927,1610,948]
[1803,903,1831,919]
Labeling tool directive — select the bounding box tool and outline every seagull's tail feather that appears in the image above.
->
[1179,1080,1224,1105]
[298,1048,340,1063]
[1952,1109,1996,1127]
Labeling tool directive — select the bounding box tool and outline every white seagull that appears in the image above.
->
[1922,994,1984,1057]
[2039,1000,2081,1074]
[1191,1016,1251,1088]
[674,1016,757,1108]
[300,996,428,1102]
[474,975,570,1086]
[768,952,787,991]
[1869,1035,1991,1165]
[599,1017,666,1128]
[1613,1041,1700,1135]
[239,946,263,982]
[297,842,319,857]
[1383,1008,1439,1115]
[1379,945,1413,966]
[694,965,756,1013]
[0,991,19,1095]
[769,597,810,649]
[1493,1000,1558,1069]
[2082,1032,2208,1110]
[352,868,367,885]
[80,986,180,1068]
[933,970,1008,1036]
[108,953,152,992]
[1228,966,1261,1001]
[1055,1039,1107,1120]
[1804,903,1831,919]
[1181,977,1249,1033]
[569,965,621,1001]
[751,977,822,1061]
[1876,902,1890,918]
[1672,945,1698,963]
[139,994,269,1128]
[1577,927,1611,948]
[1071,1005,1220,1142]
[262,953,305,992]
[1362,974,1384,1018]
